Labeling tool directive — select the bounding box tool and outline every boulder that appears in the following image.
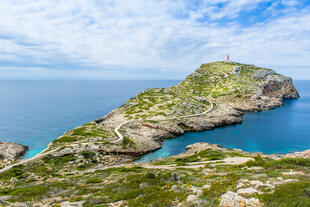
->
[219,191,262,207]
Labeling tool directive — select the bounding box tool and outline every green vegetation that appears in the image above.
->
[258,180,310,207]
[52,123,113,145]
[86,177,102,184]
[1,147,310,206]
[201,173,240,206]
[123,136,135,148]
[121,61,272,121]
[53,136,77,143]
[175,149,225,164]
[154,149,244,166]
[245,155,265,167]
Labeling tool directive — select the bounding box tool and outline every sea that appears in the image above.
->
[0,80,309,161]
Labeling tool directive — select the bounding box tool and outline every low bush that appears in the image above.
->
[245,155,265,167]
[258,180,310,207]
[86,177,102,184]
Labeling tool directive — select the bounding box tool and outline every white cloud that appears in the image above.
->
[0,0,309,79]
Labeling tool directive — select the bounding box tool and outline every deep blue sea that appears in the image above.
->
[0,80,309,161]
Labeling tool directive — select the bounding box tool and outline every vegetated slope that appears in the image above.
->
[1,142,310,206]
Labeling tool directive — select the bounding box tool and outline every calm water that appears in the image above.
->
[0,80,309,160]
[139,80,310,162]
[0,80,179,158]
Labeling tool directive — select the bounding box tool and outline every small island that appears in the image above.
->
[1,62,309,207]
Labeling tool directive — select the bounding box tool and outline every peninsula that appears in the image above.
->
[1,61,309,207]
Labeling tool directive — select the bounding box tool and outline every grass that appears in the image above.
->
[52,123,113,144]
[1,164,26,180]
[1,153,310,206]
[53,136,77,143]
[257,180,310,207]
[200,173,240,206]
[86,177,102,184]
[245,155,265,167]
[123,136,136,148]
[174,149,225,165]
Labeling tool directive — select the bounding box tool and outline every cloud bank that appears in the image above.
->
[0,0,309,79]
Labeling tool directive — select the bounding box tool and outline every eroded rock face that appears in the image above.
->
[261,75,299,99]
[0,142,29,161]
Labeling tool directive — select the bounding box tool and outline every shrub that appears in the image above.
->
[264,158,310,169]
[53,136,77,143]
[81,151,96,159]
[245,155,265,167]
[258,181,310,207]
[123,136,135,147]
[86,177,102,184]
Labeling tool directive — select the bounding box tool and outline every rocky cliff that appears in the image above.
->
[0,142,28,164]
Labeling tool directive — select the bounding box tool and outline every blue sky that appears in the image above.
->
[0,0,309,80]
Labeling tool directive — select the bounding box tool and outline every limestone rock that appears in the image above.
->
[59,201,84,207]
[0,141,28,161]
[237,187,258,194]
[219,191,262,207]
[284,149,310,158]
[253,69,276,79]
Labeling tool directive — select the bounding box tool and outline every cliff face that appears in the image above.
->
[261,75,299,99]
[40,61,299,167]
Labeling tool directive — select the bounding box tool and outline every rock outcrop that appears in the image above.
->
[219,191,262,207]
[0,141,28,161]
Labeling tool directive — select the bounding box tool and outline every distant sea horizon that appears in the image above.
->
[0,80,309,159]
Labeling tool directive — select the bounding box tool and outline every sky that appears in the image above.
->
[0,0,309,80]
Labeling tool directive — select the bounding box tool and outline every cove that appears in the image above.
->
[138,81,310,162]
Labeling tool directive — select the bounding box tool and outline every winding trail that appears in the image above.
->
[0,102,213,174]
[0,149,58,174]
[112,102,214,144]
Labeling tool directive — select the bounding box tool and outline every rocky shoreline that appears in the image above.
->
[0,141,28,164]
[168,142,310,162]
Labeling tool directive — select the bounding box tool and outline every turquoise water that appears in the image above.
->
[0,80,179,158]
[138,80,310,162]
[0,80,309,160]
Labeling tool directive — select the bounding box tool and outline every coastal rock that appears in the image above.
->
[183,142,223,156]
[261,75,299,98]
[284,149,310,158]
[0,141,28,161]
